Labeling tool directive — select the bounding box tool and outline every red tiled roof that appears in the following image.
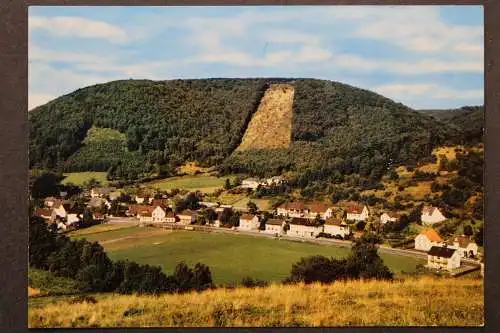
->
[309,203,329,213]
[279,202,307,211]
[290,217,321,227]
[266,219,283,226]
[420,229,443,243]
[422,206,437,215]
[345,203,365,214]
[240,214,256,220]
[35,208,52,217]
[325,218,344,226]
[454,236,475,248]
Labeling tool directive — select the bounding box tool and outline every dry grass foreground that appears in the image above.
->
[236,84,294,151]
[29,277,483,328]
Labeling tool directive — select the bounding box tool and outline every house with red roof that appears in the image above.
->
[324,218,350,238]
[421,206,446,225]
[415,228,445,251]
[238,214,260,231]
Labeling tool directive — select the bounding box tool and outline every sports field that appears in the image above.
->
[70,226,425,285]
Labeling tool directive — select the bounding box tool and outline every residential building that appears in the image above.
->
[308,203,330,220]
[421,206,447,225]
[380,212,400,225]
[345,203,369,222]
[427,246,461,271]
[239,215,260,231]
[288,218,323,238]
[178,210,197,225]
[323,218,350,238]
[277,202,309,218]
[264,219,284,234]
[415,228,444,251]
[447,236,479,258]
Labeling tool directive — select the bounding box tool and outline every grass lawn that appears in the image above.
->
[70,226,425,285]
[146,174,237,193]
[61,172,109,186]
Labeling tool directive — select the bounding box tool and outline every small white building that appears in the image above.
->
[52,203,67,220]
[323,218,350,238]
[448,236,479,258]
[67,213,80,225]
[427,246,461,271]
[380,212,400,225]
[345,204,369,222]
[177,210,197,225]
[277,202,309,218]
[238,215,260,231]
[414,229,444,251]
[265,176,283,186]
[241,178,262,190]
[264,219,285,234]
[288,218,323,238]
[421,206,447,225]
[152,206,168,223]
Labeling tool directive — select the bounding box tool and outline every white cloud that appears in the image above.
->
[372,82,483,105]
[30,16,130,43]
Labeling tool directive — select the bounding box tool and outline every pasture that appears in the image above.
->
[145,174,237,193]
[70,226,425,285]
[61,172,109,186]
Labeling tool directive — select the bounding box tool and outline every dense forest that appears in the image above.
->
[29,78,483,184]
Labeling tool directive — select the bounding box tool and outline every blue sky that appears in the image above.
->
[28,6,483,110]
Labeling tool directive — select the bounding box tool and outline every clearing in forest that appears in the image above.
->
[236,84,294,151]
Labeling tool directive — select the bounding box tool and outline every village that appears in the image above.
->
[34,175,483,277]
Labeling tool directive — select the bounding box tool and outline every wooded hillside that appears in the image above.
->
[29,78,483,183]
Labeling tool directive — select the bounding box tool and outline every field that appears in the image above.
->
[145,174,237,193]
[70,226,425,285]
[61,172,109,186]
[28,276,484,327]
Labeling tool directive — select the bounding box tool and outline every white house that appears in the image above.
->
[52,203,67,219]
[427,246,461,271]
[277,202,309,218]
[308,203,330,220]
[239,215,260,231]
[241,178,262,190]
[448,236,479,258]
[66,213,80,225]
[323,218,350,238]
[380,212,400,225]
[421,206,447,225]
[345,203,369,222]
[264,219,285,235]
[265,176,283,186]
[177,210,197,225]
[414,229,444,251]
[288,218,323,238]
[152,206,168,223]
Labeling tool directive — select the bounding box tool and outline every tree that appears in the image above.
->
[224,178,231,190]
[29,216,59,269]
[83,177,102,190]
[30,171,63,199]
[219,208,233,226]
[247,201,258,215]
[463,225,474,236]
[287,255,347,284]
[203,208,217,223]
[474,225,484,246]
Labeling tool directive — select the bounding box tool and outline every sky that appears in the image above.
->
[28,6,483,110]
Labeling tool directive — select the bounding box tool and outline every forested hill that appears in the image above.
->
[417,106,483,144]
[29,78,480,182]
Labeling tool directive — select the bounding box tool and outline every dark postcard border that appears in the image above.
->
[0,1,497,332]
